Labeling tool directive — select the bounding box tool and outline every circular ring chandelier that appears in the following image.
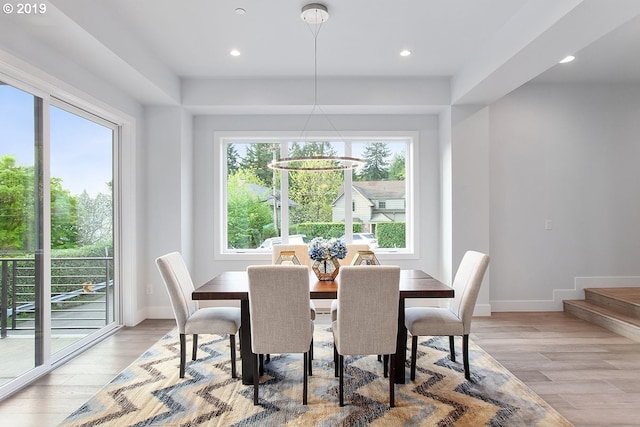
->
[266,4,363,173]
[268,156,364,171]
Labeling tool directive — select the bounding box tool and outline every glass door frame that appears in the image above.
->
[0,71,123,399]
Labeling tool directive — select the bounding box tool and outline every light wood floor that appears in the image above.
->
[1,312,639,426]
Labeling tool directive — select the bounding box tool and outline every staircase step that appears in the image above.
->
[584,287,640,319]
[563,299,640,342]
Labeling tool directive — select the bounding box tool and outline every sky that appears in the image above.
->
[1,84,113,197]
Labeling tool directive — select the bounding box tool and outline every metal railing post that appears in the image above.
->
[1,260,7,338]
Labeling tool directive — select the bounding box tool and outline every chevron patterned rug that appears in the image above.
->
[60,328,572,426]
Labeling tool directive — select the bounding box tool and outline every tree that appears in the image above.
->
[0,155,32,251]
[50,177,78,249]
[288,141,337,157]
[77,189,112,247]
[357,142,391,181]
[227,170,274,249]
[288,164,342,223]
[240,143,279,188]
[226,144,241,175]
[388,153,406,180]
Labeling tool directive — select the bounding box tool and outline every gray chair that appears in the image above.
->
[247,265,314,405]
[155,252,241,379]
[405,250,490,381]
[332,265,400,407]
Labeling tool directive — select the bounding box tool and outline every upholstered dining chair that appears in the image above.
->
[343,244,370,265]
[404,250,490,381]
[329,244,374,323]
[332,265,401,407]
[247,264,314,405]
[271,244,316,360]
[155,252,241,379]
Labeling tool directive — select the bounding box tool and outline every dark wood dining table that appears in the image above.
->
[192,269,453,385]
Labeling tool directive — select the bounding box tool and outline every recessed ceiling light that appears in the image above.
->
[234,8,246,15]
[400,50,411,57]
[230,49,241,57]
[559,55,575,64]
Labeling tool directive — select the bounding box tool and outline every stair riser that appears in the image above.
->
[585,291,640,319]
[564,302,640,342]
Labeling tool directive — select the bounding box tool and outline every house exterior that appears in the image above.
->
[332,181,405,232]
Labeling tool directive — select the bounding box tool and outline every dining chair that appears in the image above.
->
[247,264,314,405]
[332,265,401,407]
[343,244,370,265]
[329,244,373,323]
[272,244,316,360]
[155,252,241,379]
[404,250,489,381]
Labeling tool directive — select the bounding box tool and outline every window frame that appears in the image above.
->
[214,130,418,261]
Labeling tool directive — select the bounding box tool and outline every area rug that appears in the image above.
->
[60,328,572,426]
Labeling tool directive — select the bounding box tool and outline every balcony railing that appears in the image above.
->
[0,256,114,338]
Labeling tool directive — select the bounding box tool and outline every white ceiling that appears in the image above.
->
[4,0,640,106]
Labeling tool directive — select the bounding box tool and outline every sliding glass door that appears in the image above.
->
[0,80,119,391]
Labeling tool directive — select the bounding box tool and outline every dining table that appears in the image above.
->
[192,269,454,385]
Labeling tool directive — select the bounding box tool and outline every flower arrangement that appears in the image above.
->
[308,237,347,261]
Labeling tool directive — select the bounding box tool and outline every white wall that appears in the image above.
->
[489,82,640,311]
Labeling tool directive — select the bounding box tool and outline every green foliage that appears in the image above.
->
[226,144,241,175]
[289,167,342,223]
[388,153,406,180]
[0,155,33,251]
[227,170,274,248]
[291,222,346,240]
[356,142,391,181]
[240,143,279,188]
[50,177,78,249]
[376,222,406,248]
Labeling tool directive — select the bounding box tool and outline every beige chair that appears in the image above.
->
[329,244,374,322]
[272,244,316,359]
[271,244,313,267]
[405,250,490,381]
[155,252,241,379]
[332,265,401,407]
[343,244,370,265]
[247,265,314,405]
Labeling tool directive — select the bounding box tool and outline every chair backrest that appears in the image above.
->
[449,251,490,333]
[272,244,312,268]
[343,244,371,265]
[335,265,400,355]
[155,252,198,333]
[247,265,313,355]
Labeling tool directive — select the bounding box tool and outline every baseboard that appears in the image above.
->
[491,276,640,312]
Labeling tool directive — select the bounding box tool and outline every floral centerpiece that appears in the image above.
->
[308,237,346,280]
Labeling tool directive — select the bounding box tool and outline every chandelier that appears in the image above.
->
[267,3,364,172]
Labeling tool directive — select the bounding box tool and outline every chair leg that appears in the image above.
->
[377,355,382,362]
[265,354,270,363]
[303,352,308,405]
[449,335,456,362]
[259,354,264,376]
[389,353,395,408]
[253,353,259,405]
[192,334,198,360]
[310,338,314,360]
[383,354,389,378]
[334,344,339,377]
[230,334,237,378]
[308,343,313,376]
[410,335,418,381]
[339,354,345,407]
[179,333,187,378]
[463,334,470,380]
